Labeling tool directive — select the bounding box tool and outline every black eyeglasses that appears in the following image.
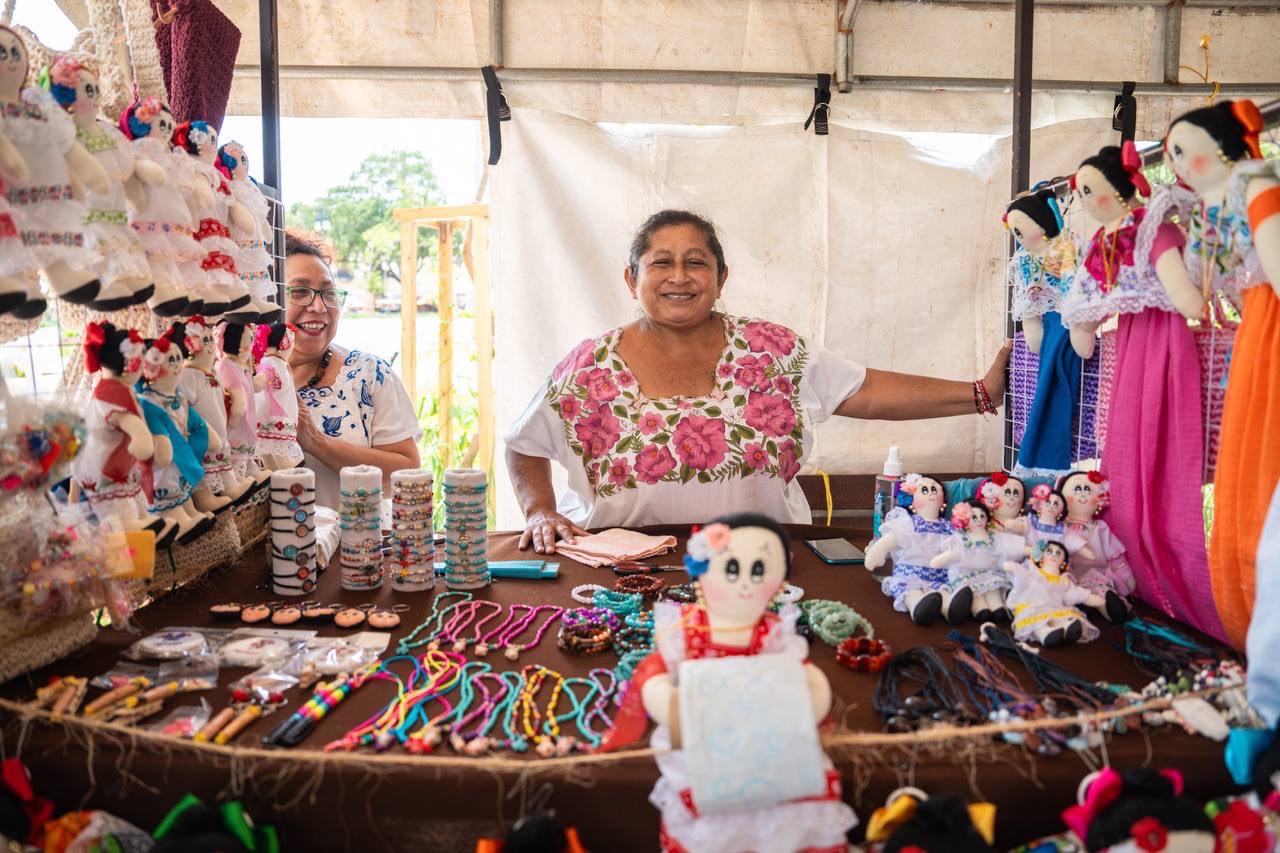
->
[285,286,348,308]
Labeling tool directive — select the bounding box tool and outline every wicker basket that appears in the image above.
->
[0,613,98,685]
[134,512,243,602]
[233,491,270,550]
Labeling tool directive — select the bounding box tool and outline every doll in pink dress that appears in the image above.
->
[1058,470,1133,622]
[215,321,271,486]
[253,322,304,469]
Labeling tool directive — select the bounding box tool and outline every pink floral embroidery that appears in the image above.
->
[577,367,620,403]
[574,404,623,459]
[637,411,663,435]
[773,376,794,397]
[743,442,768,470]
[553,338,597,380]
[608,458,632,486]
[743,391,796,437]
[716,363,734,380]
[672,414,728,470]
[635,444,678,484]
[733,354,773,391]
[742,320,796,356]
[559,396,582,420]
[778,439,800,482]
[615,370,635,387]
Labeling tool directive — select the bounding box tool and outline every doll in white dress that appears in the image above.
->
[253,322,304,469]
[1004,540,1103,647]
[215,321,271,486]
[976,471,1032,565]
[44,56,154,312]
[0,169,40,318]
[865,474,961,625]
[217,140,280,322]
[178,316,256,505]
[1019,484,1094,558]
[1060,470,1134,622]
[931,500,1013,624]
[0,25,108,309]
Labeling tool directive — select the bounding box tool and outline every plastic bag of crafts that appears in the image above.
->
[148,699,212,738]
[125,627,229,660]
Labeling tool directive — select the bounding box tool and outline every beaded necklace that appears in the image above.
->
[397,590,474,654]
[519,665,569,757]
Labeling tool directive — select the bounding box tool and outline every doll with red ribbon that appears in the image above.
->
[178,316,257,505]
[1060,141,1225,642]
[1062,768,1215,852]
[253,322,304,469]
[1058,470,1134,623]
[70,322,175,542]
[214,321,271,487]
[1164,99,1280,650]
[217,140,280,322]
[976,471,1035,564]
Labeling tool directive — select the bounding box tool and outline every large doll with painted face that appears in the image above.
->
[1060,143,1224,642]
[1003,541,1102,647]
[217,140,280,322]
[215,321,270,486]
[177,316,256,504]
[1005,188,1084,477]
[43,55,154,312]
[253,321,304,469]
[600,513,857,853]
[135,326,218,542]
[975,471,1032,565]
[1058,470,1133,622]
[865,474,960,625]
[930,500,1012,623]
[1164,100,1280,650]
[0,26,109,309]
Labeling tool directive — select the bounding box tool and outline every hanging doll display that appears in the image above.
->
[1163,100,1280,650]
[135,326,218,542]
[43,56,154,312]
[0,25,109,310]
[1003,541,1102,647]
[177,316,256,505]
[930,500,1012,624]
[253,322,304,469]
[117,96,203,317]
[1062,768,1216,853]
[598,513,858,853]
[71,321,175,543]
[1004,187,1085,477]
[1058,470,1133,623]
[172,120,254,319]
[0,164,41,319]
[214,321,270,486]
[865,474,960,625]
[1059,143,1224,642]
[217,140,280,322]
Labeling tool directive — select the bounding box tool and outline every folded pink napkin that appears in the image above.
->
[554,528,677,568]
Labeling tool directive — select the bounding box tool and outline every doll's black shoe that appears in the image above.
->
[1065,619,1084,643]
[123,284,156,307]
[10,296,47,320]
[0,290,26,314]
[1043,627,1066,648]
[1105,591,1131,623]
[944,587,973,625]
[57,278,101,305]
[974,608,994,623]
[152,295,190,317]
[911,591,943,625]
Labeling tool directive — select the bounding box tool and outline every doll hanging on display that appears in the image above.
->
[172,120,254,319]
[1059,143,1224,642]
[177,316,256,505]
[217,140,280,322]
[1165,100,1280,650]
[0,168,41,319]
[43,56,154,312]
[597,513,858,853]
[135,327,218,542]
[865,474,959,625]
[0,26,109,310]
[214,321,270,487]
[1058,470,1133,623]
[71,321,176,543]
[118,96,203,317]
[1062,768,1216,853]
[930,500,1012,624]
[253,322,304,469]
[1003,541,1102,647]
[1004,187,1085,477]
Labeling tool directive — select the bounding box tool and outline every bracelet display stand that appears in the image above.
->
[388,469,435,592]
[269,468,318,596]
[339,465,384,591]
[442,468,489,590]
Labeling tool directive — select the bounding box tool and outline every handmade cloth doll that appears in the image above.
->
[1004,541,1102,647]
[118,96,203,317]
[253,322,304,468]
[71,322,174,542]
[865,474,958,625]
[217,140,279,322]
[1059,470,1132,622]
[930,500,1011,623]
[173,120,253,319]
[1060,143,1224,642]
[1021,483,1094,558]
[1005,188,1084,477]
[135,327,217,542]
[214,321,270,486]
[864,789,996,853]
[598,513,858,853]
[0,25,108,307]
[1062,768,1215,853]
[44,56,153,312]
[1165,100,1280,650]
[178,316,255,504]
[975,471,1031,564]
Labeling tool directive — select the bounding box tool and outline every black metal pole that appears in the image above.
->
[259,0,283,292]
[1005,0,1034,471]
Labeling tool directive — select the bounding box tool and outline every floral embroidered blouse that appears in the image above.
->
[504,315,866,527]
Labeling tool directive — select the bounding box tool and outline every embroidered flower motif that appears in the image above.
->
[777,439,800,482]
[742,320,796,356]
[1130,817,1168,852]
[673,414,728,470]
[553,338,597,381]
[773,376,794,397]
[573,405,623,460]
[559,396,583,420]
[576,367,620,403]
[716,363,734,380]
[733,354,773,391]
[634,444,677,484]
[615,370,635,387]
[743,442,768,470]
[607,458,632,486]
[743,391,795,437]
[636,411,663,435]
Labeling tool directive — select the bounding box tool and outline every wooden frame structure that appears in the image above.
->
[391,204,494,501]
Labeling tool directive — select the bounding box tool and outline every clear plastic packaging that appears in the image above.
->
[126,628,220,660]
[158,655,221,692]
[92,662,160,690]
[148,700,212,738]
[219,628,313,668]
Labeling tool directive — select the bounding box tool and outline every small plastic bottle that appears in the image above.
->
[872,445,903,539]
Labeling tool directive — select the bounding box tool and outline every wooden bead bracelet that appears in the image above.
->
[614,574,665,600]
[835,636,893,673]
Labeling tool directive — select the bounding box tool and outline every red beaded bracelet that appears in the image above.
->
[835,636,893,673]
[973,379,997,416]
[615,574,666,599]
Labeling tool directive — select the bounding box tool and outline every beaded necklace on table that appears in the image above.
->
[397,590,474,654]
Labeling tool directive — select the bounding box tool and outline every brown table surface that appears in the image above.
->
[0,524,1237,852]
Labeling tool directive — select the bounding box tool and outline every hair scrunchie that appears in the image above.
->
[1230,99,1264,159]
[1120,141,1152,198]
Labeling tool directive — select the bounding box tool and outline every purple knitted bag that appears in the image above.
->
[152,0,241,130]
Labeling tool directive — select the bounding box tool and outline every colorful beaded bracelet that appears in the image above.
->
[835,636,892,673]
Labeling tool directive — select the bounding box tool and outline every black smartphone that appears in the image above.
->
[804,538,866,565]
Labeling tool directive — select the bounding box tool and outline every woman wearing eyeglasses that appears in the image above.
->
[284,232,422,509]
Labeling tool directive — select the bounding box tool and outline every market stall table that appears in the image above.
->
[0,524,1237,851]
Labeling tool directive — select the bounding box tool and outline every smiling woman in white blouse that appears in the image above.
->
[284,233,422,509]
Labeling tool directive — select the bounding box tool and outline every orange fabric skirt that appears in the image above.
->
[1210,284,1280,649]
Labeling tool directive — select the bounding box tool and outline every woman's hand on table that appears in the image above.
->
[518,509,589,554]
